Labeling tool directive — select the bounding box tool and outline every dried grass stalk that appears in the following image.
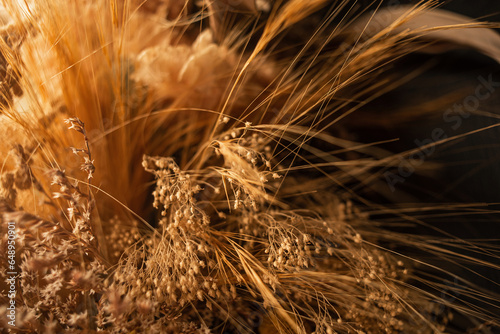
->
[0,0,499,333]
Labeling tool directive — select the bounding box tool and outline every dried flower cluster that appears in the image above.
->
[0,0,499,333]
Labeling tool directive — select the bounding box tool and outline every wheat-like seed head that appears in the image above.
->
[0,0,499,333]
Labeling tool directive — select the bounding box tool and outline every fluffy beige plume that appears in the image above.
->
[0,0,499,333]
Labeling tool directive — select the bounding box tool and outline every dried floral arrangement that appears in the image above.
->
[0,0,499,333]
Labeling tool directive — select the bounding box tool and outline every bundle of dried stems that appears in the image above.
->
[0,0,499,333]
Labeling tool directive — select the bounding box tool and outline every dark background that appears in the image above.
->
[343,2,500,329]
[437,0,500,24]
[372,0,500,23]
